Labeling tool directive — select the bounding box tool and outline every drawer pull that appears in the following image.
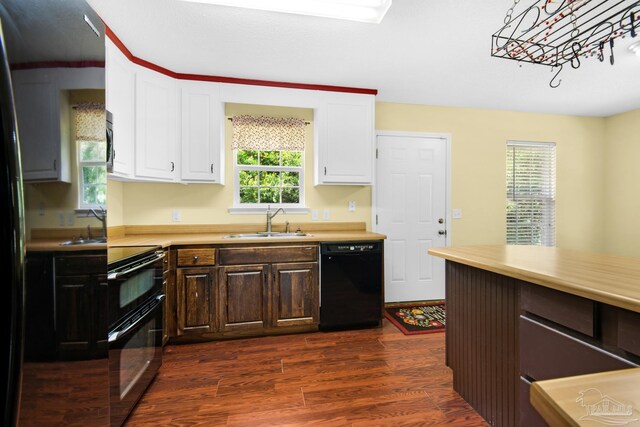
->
[193,256,199,261]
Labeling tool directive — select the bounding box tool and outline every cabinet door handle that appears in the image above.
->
[170,161,175,172]
[324,166,327,176]
[195,291,198,299]
[53,159,57,171]
[210,164,214,173]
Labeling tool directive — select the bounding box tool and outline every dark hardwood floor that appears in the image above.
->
[125,319,488,426]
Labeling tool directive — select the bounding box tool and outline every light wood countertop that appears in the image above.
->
[107,230,385,248]
[530,368,640,426]
[27,222,385,252]
[428,245,640,313]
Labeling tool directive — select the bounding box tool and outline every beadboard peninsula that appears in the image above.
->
[428,245,640,427]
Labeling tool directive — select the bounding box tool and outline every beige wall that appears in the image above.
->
[109,103,372,229]
[109,101,640,257]
[603,109,640,257]
[375,103,606,251]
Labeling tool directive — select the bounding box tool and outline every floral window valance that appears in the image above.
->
[74,102,105,142]
[231,115,306,151]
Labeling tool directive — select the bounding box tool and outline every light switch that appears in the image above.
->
[348,201,356,212]
[172,209,181,222]
[311,210,318,221]
[323,209,330,220]
[452,208,462,219]
[67,211,75,226]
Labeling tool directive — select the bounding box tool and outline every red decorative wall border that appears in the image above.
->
[104,25,377,95]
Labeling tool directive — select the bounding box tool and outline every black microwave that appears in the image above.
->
[106,110,114,173]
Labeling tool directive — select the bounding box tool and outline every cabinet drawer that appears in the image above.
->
[55,254,107,275]
[218,245,318,265]
[521,282,595,337]
[520,316,636,381]
[618,309,640,357]
[177,248,216,266]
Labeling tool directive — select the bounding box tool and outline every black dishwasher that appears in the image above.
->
[319,241,383,331]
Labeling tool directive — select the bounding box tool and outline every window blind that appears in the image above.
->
[506,141,556,246]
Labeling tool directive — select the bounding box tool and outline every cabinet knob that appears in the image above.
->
[193,255,199,262]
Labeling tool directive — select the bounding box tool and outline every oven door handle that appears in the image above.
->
[108,252,166,280]
[108,294,165,343]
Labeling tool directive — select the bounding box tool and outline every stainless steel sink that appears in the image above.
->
[224,232,310,239]
[59,237,107,246]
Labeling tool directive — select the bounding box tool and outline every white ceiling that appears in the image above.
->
[43,1,640,116]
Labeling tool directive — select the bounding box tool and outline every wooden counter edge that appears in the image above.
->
[530,381,579,427]
[529,368,640,427]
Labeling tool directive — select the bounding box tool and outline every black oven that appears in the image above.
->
[108,246,164,427]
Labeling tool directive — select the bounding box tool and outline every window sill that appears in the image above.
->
[228,207,309,215]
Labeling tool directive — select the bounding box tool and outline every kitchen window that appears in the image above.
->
[506,140,556,246]
[234,149,304,207]
[230,115,307,212]
[75,103,107,210]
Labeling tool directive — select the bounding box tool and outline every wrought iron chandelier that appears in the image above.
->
[492,0,640,87]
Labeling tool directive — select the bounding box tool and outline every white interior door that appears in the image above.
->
[376,133,448,303]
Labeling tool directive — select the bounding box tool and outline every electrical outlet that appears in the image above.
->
[67,211,75,226]
[452,208,462,219]
[172,209,181,222]
[311,210,318,221]
[348,201,356,212]
[38,202,45,216]
[323,209,330,220]
[58,212,65,227]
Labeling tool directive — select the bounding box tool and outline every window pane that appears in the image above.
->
[260,171,280,187]
[260,151,280,166]
[82,166,107,185]
[281,188,299,204]
[79,140,106,162]
[282,171,299,187]
[239,170,258,186]
[83,184,106,205]
[260,188,279,204]
[240,187,258,203]
[237,150,258,165]
[282,151,302,167]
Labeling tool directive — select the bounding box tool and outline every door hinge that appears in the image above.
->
[376,214,378,225]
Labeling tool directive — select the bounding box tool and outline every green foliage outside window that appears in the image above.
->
[79,140,106,207]
[236,149,302,205]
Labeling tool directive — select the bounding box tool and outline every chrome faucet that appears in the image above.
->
[266,205,285,233]
[87,206,107,240]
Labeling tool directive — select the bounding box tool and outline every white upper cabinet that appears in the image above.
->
[105,39,135,179]
[12,70,65,182]
[12,68,104,182]
[315,91,375,185]
[134,66,179,181]
[180,81,224,183]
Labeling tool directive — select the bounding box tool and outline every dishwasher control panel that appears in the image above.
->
[321,241,381,254]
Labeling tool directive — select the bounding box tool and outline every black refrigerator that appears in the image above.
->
[0,1,108,425]
[0,17,24,427]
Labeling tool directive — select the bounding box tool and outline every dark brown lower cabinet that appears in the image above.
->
[272,262,319,328]
[176,266,216,336]
[218,264,269,332]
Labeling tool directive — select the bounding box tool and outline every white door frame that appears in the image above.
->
[372,130,452,247]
